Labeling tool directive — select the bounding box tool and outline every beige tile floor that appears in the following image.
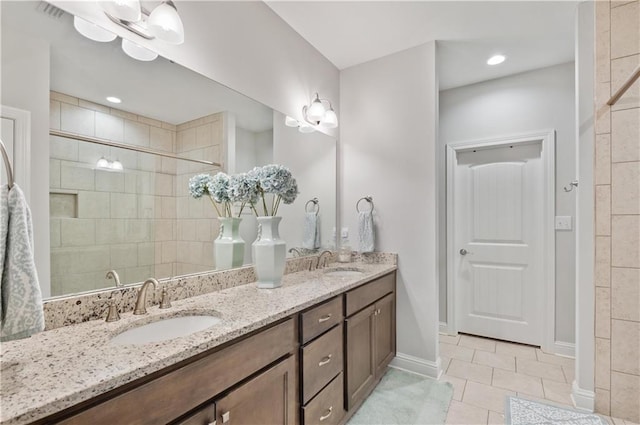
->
[439,333,639,425]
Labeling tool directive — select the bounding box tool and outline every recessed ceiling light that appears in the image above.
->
[106,96,122,104]
[487,55,506,66]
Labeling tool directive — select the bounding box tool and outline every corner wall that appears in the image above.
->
[593,0,640,421]
[340,42,440,376]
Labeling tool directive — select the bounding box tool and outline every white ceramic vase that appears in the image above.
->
[252,216,286,288]
[214,217,245,270]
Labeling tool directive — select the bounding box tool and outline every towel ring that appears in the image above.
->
[0,138,14,189]
[305,198,320,215]
[356,196,374,213]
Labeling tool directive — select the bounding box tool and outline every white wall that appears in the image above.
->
[439,62,577,346]
[340,43,441,376]
[1,27,51,297]
[52,1,340,139]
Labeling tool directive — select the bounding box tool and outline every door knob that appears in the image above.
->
[460,249,469,255]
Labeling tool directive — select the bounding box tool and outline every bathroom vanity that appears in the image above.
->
[0,261,396,425]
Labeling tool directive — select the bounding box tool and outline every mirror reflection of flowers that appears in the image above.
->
[249,164,299,216]
[189,172,256,217]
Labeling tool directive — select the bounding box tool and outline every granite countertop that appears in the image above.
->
[0,262,396,425]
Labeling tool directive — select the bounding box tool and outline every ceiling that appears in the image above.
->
[266,1,578,90]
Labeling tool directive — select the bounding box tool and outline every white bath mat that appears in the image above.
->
[505,396,608,425]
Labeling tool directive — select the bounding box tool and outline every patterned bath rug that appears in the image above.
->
[347,367,453,425]
[505,396,609,425]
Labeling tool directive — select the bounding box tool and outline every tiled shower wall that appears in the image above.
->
[49,91,222,295]
[175,114,224,275]
[593,1,640,421]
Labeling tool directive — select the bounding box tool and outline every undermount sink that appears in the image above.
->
[110,315,221,346]
[323,268,364,278]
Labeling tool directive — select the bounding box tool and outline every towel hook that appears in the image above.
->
[305,198,320,215]
[0,138,14,189]
[563,180,578,192]
[356,196,374,213]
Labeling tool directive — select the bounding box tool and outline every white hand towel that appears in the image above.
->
[1,184,45,341]
[302,212,320,250]
[358,210,375,253]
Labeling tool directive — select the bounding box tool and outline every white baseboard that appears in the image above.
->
[439,322,449,333]
[390,353,440,379]
[553,341,575,358]
[571,380,595,412]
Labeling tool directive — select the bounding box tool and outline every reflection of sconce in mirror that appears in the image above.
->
[96,157,124,172]
[73,0,184,62]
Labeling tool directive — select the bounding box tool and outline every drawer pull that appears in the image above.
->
[319,406,333,421]
[318,313,332,323]
[221,411,230,423]
[318,355,332,367]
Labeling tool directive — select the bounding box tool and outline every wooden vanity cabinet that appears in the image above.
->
[35,270,396,425]
[344,272,396,412]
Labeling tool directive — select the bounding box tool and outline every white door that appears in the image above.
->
[453,141,544,345]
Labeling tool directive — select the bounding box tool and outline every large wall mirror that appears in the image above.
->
[2,2,336,298]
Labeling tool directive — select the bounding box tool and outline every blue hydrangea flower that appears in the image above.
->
[228,173,259,204]
[207,172,231,203]
[188,173,213,199]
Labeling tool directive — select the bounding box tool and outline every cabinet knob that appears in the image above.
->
[319,406,333,422]
[318,314,332,323]
[318,354,332,367]
[221,411,230,423]
[208,422,217,425]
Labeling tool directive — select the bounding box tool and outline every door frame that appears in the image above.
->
[445,129,556,353]
[1,104,31,201]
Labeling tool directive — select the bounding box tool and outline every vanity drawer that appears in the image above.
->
[302,372,345,425]
[302,323,343,404]
[300,296,343,344]
[345,272,395,317]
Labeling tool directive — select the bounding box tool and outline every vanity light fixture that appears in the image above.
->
[102,0,184,45]
[285,116,299,127]
[106,96,122,104]
[487,54,506,65]
[96,157,125,171]
[284,116,315,133]
[73,16,117,42]
[121,38,158,61]
[302,93,338,129]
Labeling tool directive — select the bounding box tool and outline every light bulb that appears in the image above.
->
[121,39,158,61]
[96,157,110,169]
[73,16,117,42]
[147,1,185,45]
[306,94,326,123]
[321,108,338,129]
[101,0,141,22]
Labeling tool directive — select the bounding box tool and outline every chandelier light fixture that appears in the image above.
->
[73,0,185,62]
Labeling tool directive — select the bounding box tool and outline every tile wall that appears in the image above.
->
[49,91,223,295]
[594,1,640,421]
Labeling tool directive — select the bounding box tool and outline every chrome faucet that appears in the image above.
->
[106,270,122,287]
[318,251,333,268]
[134,278,159,315]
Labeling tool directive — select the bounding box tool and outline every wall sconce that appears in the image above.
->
[96,157,124,171]
[285,116,315,133]
[73,0,184,62]
[302,93,338,129]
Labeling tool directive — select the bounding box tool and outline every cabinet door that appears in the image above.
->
[374,293,396,377]
[345,305,376,410]
[215,355,296,425]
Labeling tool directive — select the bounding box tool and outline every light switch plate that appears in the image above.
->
[341,227,349,238]
[555,216,573,230]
